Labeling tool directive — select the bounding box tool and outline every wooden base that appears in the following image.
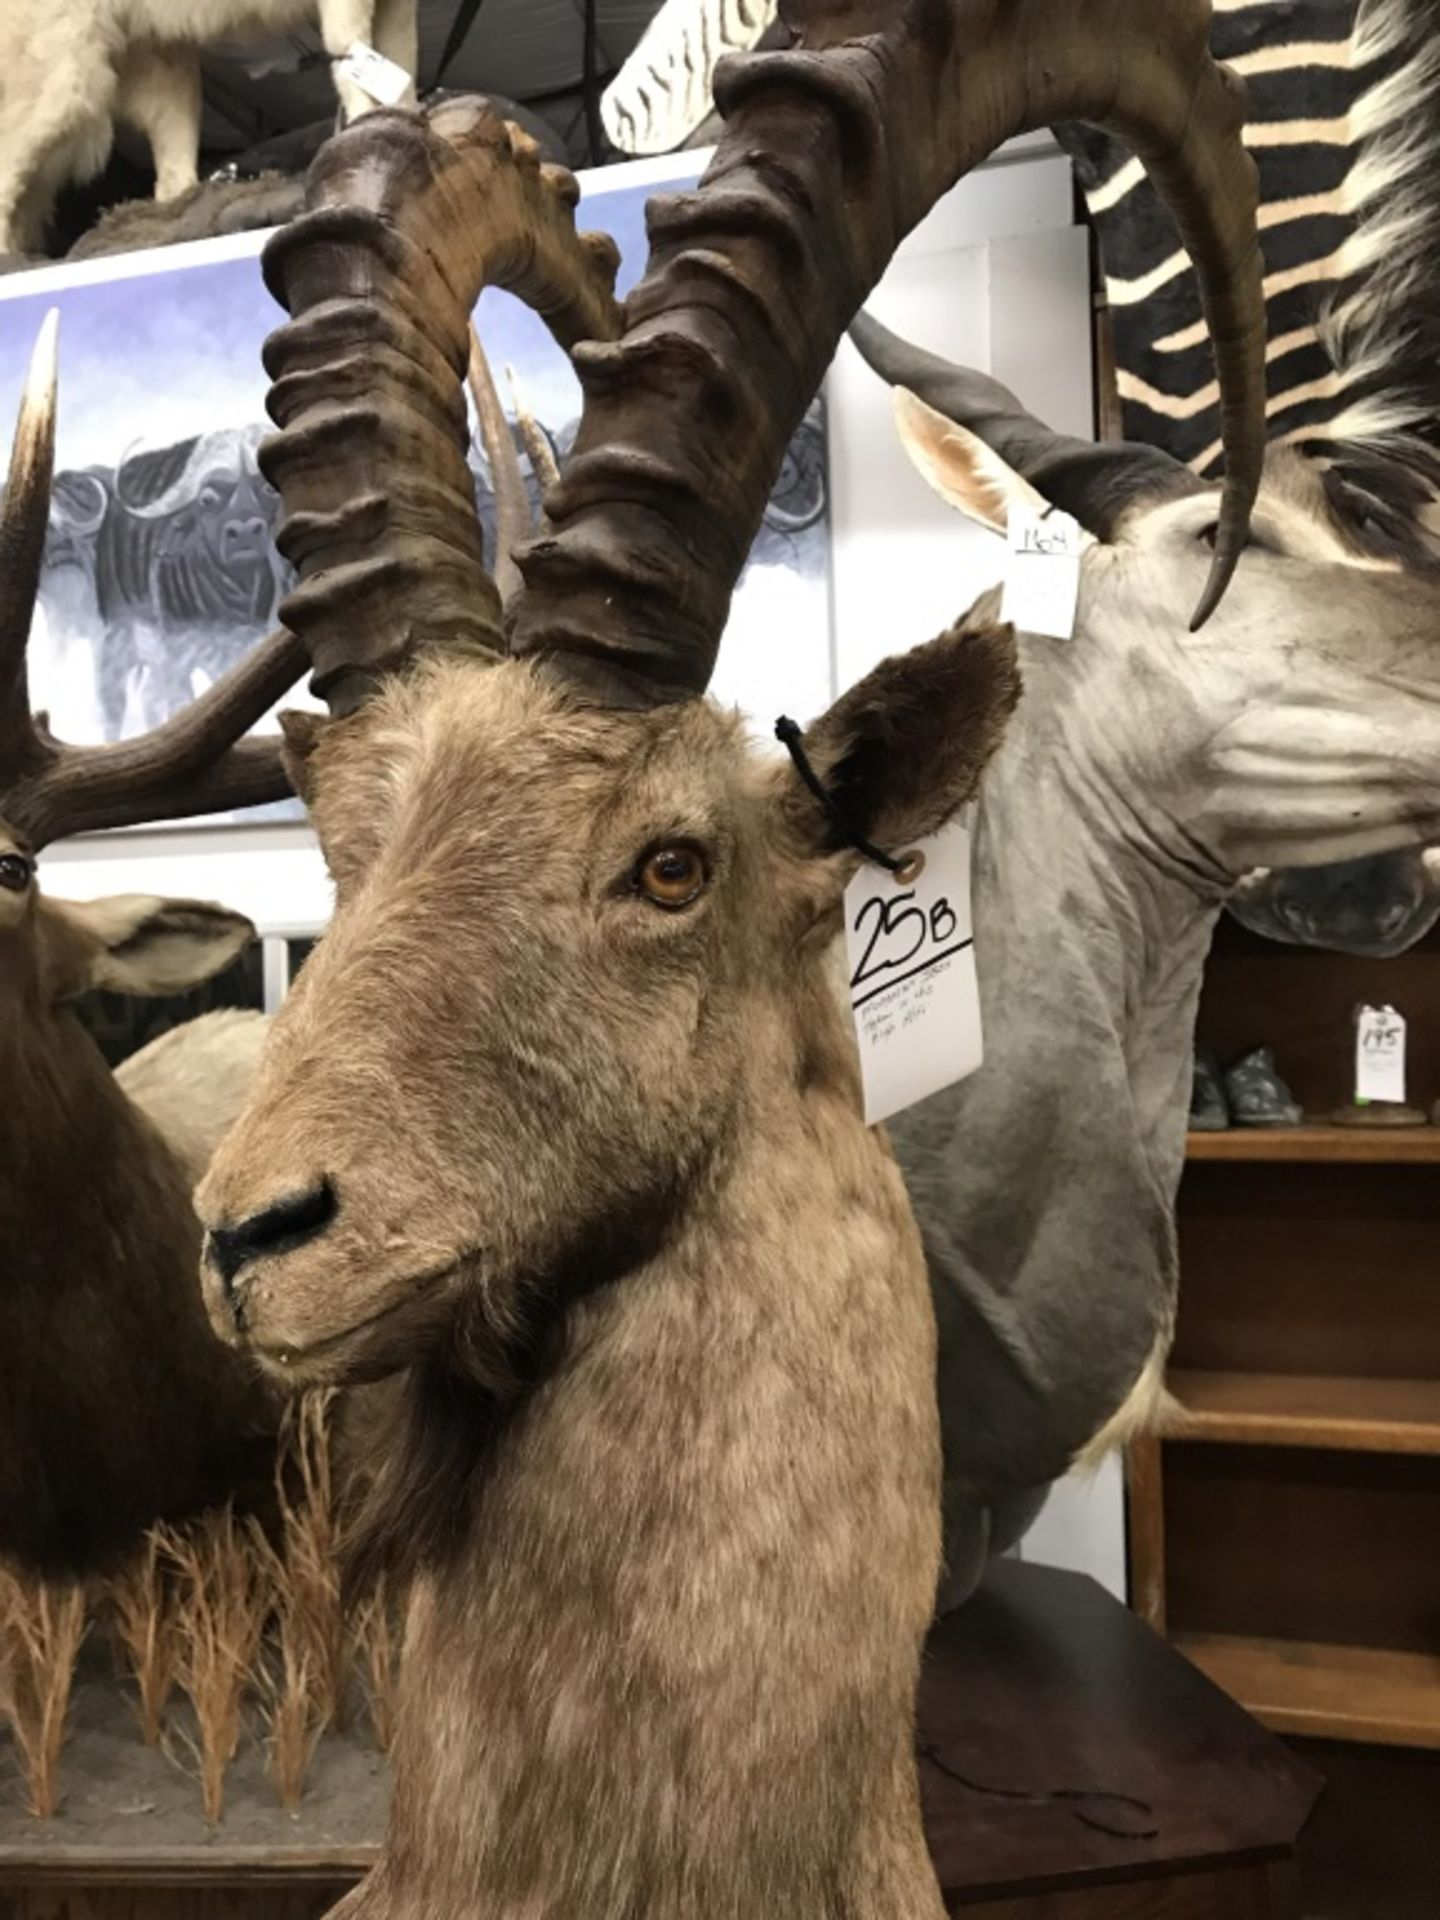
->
[919,1563,1318,1915]
[1,1564,1318,1920]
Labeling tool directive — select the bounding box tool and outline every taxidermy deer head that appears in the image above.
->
[198,2,1264,1910]
[851,313,1440,1601]
[0,313,305,1571]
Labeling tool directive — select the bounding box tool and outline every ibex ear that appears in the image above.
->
[779,592,1020,864]
[54,896,255,997]
[894,388,1048,534]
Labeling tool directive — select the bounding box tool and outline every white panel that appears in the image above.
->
[1017,1456,1128,1601]
[828,208,1092,694]
[40,824,331,938]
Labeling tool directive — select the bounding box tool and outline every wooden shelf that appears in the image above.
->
[1168,1370,1440,1455]
[1177,1631,1440,1749]
[1186,1125,1440,1163]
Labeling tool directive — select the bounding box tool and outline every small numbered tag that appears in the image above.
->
[1002,505,1083,640]
[844,817,982,1126]
[341,41,412,106]
[1355,1003,1407,1104]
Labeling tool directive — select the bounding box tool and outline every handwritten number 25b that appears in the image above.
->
[851,891,958,989]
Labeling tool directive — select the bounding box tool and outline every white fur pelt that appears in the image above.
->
[600,0,777,155]
[0,0,417,255]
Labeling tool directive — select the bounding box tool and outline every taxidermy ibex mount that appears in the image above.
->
[197,1,1264,1911]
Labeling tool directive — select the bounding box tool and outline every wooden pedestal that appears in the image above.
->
[921,1561,1320,1916]
[2,1562,1317,1919]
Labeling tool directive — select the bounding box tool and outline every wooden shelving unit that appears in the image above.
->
[1186,1124,1440,1163]
[1169,1369,1440,1455]
[1175,1634,1440,1749]
[1129,916,1440,1755]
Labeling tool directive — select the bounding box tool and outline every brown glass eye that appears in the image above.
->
[635,844,708,910]
[0,853,32,894]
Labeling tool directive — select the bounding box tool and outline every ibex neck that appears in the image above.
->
[367,1013,943,1920]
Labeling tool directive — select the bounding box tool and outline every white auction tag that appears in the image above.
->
[844,816,982,1127]
[341,41,413,107]
[1002,505,1083,640]
[1355,1003,1407,1104]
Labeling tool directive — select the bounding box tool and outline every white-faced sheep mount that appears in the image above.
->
[195,1,1265,1911]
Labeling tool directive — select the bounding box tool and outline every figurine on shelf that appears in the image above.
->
[1188,1045,1306,1131]
[1189,1048,1230,1132]
[1224,1047,1304,1130]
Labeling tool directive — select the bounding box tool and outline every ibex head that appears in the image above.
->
[197,3,1266,1388]
[853,315,1440,885]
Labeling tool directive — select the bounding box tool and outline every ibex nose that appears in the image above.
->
[205,1180,337,1311]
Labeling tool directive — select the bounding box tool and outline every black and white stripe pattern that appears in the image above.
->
[600,0,774,156]
[1058,0,1440,549]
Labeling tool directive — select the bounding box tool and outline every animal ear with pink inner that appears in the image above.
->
[51,896,254,998]
[778,594,1021,871]
[893,388,1050,534]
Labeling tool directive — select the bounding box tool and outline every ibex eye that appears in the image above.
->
[0,853,33,893]
[635,844,708,911]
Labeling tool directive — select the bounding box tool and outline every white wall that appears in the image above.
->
[35,134,1128,1599]
[827,136,1129,1603]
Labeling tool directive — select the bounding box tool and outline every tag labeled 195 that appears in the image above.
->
[843,817,983,1126]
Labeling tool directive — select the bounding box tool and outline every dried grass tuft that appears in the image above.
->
[106,1527,178,1744]
[352,1573,402,1754]
[0,1562,88,1818]
[259,1617,324,1815]
[275,1390,350,1731]
[163,1509,273,1824]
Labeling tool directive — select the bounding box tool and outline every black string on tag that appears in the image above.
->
[775,717,921,882]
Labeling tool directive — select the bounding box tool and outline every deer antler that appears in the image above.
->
[466,325,528,609]
[259,103,623,712]
[0,310,59,793]
[0,314,305,850]
[6,627,305,846]
[504,0,1265,694]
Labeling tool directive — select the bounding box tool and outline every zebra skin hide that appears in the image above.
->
[1058,0,1440,559]
[600,0,776,155]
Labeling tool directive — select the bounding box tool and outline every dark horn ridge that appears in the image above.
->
[506,0,1264,687]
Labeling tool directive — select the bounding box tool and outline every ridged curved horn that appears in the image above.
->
[505,0,1265,696]
[259,101,623,713]
[849,309,1202,541]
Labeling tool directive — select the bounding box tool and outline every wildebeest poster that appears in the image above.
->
[0,150,832,829]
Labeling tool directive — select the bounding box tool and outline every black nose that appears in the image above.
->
[207,1180,337,1296]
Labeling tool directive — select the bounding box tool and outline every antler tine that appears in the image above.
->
[507,367,562,497]
[508,0,1265,692]
[260,101,623,713]
[7,627,305,848]
[0,310,59,790]
[467,324,530,608]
